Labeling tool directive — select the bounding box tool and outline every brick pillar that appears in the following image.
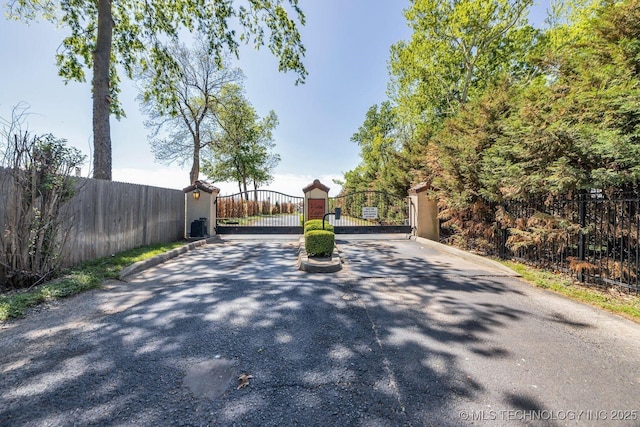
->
[302,179,330,223]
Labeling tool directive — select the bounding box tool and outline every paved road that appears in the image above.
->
[1,235,640,426]
[249,214,300,227]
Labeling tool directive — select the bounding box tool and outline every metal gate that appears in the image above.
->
[329,191,411,234]
[216,190,304,234]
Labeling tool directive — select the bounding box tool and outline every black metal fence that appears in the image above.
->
[216,190,304,234]
[329,191,410,233]
[493,190,639,292]
[329,191,409,226]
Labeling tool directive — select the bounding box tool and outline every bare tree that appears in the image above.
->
[139,40,244,184]
[0,105,85,289]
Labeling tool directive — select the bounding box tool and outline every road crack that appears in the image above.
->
[348,285,414,427]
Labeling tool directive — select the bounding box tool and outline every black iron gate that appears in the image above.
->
[216,190,304,234]
[329,191,411,234]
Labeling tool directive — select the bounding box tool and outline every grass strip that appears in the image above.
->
[501,260,640,322]
[0,241,186,321]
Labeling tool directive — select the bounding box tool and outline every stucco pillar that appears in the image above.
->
[409,182,439,241]
[302,179,330,223]
[183,181,220,239]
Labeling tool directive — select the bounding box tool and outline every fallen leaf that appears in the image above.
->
[237,373,253,389]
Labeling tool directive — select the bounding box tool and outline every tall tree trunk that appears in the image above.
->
[253,179,258,202]
[190,138,200,184]
[241,164,249,201]
[92,0,113,180]
[242,179,249,202]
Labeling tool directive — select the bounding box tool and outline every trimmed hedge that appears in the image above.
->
[304,219,334,233]
[305,230,335,257]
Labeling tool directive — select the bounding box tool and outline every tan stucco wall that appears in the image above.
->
[410,193,439,241]
[184,191,218,238]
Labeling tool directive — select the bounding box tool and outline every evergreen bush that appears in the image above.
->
[305,230,335,257]
[304,219,334,233]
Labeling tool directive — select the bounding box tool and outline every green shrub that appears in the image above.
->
[304,219,334,233]
[305,230,335,257]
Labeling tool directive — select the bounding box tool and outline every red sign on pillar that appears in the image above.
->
[308,199,326,220]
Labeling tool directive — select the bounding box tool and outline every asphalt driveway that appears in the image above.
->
[1,235,639,426]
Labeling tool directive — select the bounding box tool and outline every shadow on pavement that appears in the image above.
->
[0,238,632,426]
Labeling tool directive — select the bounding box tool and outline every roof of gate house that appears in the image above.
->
[182,180,220,194]
[302,179,330,194]
[409,182,430,194]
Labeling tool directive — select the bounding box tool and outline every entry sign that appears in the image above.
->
[362,207,378,219]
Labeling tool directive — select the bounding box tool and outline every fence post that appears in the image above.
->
[578,190,587,282]
[499,203,508,258]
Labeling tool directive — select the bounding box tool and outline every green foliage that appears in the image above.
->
[343,0,640,235]
[0,241,186,321]
[345,102,419,196]
[305,230,335,258]
[427,80,513,208]
[389,0,536,123]
[304,219,334,233]
[338,0,640,258]
[202,84,280,198]
[7,0,307,114]
[7,0,306,180]
[476,0,640,200]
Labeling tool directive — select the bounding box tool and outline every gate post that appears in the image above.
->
[183,180,220,239]
[303,179,330,223]
[409,182,439,241]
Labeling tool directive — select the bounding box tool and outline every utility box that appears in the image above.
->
[183,181,219,239]
[190,218,208,238]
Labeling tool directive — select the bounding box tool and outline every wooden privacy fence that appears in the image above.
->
[0,169,185,267]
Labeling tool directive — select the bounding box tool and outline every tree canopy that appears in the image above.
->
[343,0,640,242]
[7,0,306,180]
[389,0,536,124]
[202,84,280,199]
[139,40,244,184]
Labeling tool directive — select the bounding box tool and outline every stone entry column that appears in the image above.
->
[409,182,439,241]
[302,179,330,222]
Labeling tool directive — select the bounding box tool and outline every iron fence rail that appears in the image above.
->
[329,191,409,226]
[493,191,639,292]
[216,190,304,230]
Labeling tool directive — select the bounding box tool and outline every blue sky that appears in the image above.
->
[0,0,550,196]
